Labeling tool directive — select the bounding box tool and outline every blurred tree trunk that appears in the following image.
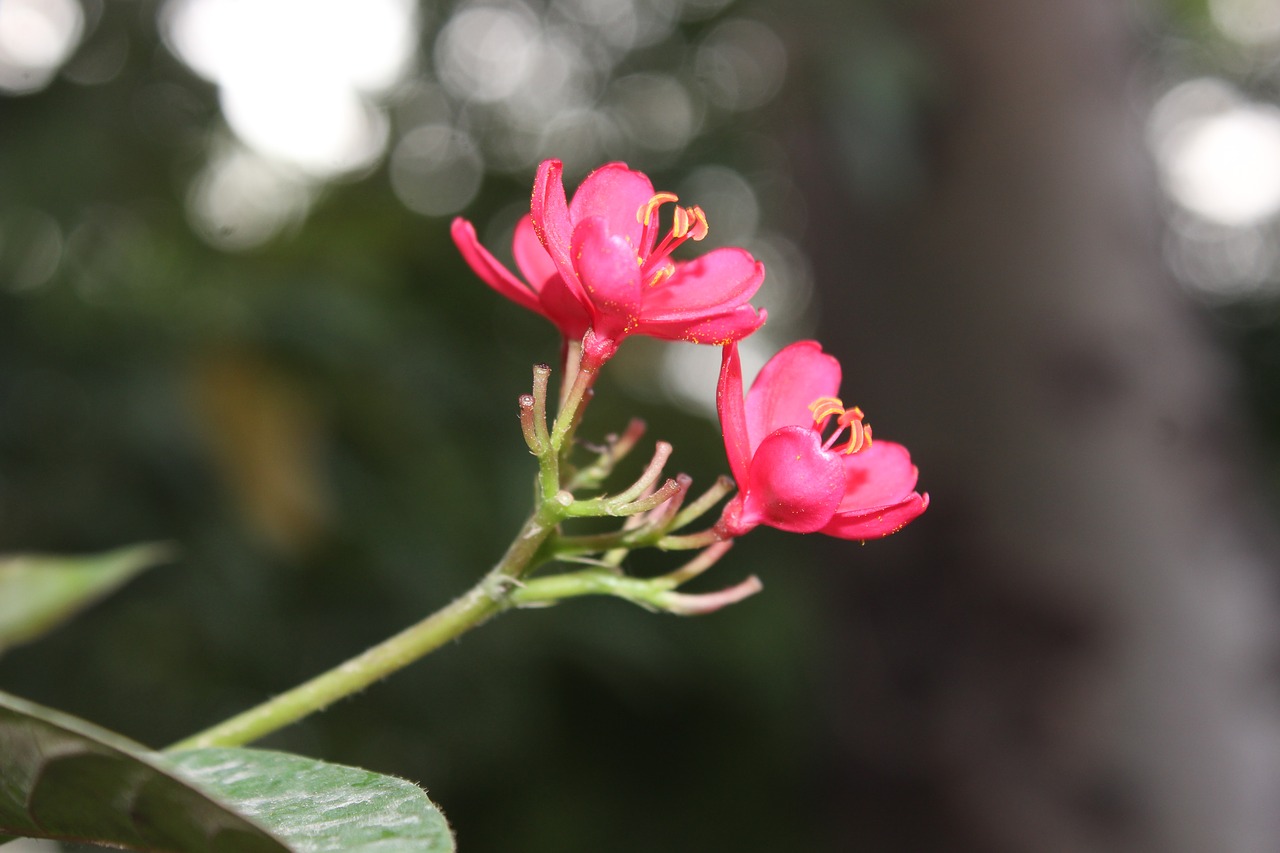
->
[790,1,1280,850]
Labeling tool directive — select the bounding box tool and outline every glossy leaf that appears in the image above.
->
[165,749,455,853]
[0,690,286,851]
[0,543,171,655]
[0,692,455,852]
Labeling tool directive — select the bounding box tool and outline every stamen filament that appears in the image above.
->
[809,396,873,454]
[634,194,713,284]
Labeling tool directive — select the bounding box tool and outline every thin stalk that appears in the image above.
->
[567,418,646,491]
[551,362,597,454]
[529,364,558,500]
[670,476,735,531]
[168,506,563,751]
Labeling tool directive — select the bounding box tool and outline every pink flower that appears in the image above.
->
[451,213,593,347]
[452,159,766,366]
[715,340,928,540]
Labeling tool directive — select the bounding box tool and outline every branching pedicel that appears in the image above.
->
[175,158,927,751]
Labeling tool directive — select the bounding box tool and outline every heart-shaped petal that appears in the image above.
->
[741,426,845,534]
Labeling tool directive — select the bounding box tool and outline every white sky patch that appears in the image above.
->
[0,0,84,95]
[161,0,416,176]
[1151,78,1280,227]
[220,77,389,175]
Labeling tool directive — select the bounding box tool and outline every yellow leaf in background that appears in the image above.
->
[188,350,332,557]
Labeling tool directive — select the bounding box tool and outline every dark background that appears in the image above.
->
[3,1,1280,851]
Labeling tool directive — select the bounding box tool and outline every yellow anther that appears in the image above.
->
[841,419,867,454]
[808,396,846,425]
[637,192,680,226]
[837,406,864,427]
[687,206,709,241]
[673,205,690,238]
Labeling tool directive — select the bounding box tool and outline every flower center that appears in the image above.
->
[635,192,709,286]
[808,396,873,454]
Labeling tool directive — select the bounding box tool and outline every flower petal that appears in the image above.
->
[512,214,559,292]
[741,426,845,534]
[531,159,577,286]
[746,341,842,444]
[717,342,753,489]
[539,275,593,341]
[512,214,592,339]
[567,162,653,251]
[450,217,542,316]
[639,305,766,346]
[820,492,929,540]
[642,249,764,318]
[571,216,642,328]
[835,440,920,512]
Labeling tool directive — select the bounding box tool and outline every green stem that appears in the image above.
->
[551,362,597,454]
[566,418,646,491]
[509,568,677,609]
[168,507,563,751]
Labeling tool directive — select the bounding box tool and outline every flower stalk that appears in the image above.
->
[169,505,564,751]
[170,359,755,751]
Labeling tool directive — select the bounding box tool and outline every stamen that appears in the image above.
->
[686,206,709,241]
[635,194,713,282]
[673,206,690,238]
[836,407,871,454]
[837,406,864,427]
[808,396,845,426]
[809,397,873,454]
[637,192,680,226]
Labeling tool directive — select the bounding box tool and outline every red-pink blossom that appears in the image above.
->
[452,159,766,366]
[451,214,592,346]
[715,340,928,540]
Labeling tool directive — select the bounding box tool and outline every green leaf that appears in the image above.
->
[0,543,171,655]
[164,749,455,853]
[0,689,286,851]
[0,691,455,852]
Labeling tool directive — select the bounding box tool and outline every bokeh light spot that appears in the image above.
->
[1210,0,1280,47]
[695,18,786,112]
[390,125,485,217]
[680,165,759,247]
[435,5,540,104]
[1152,78,1280,227]
[161,0,414,176]
[609,73,699,152]
[187,145,313,251]
[0,208,64,292]
[0,0,85,95]
[221,79,389,176]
